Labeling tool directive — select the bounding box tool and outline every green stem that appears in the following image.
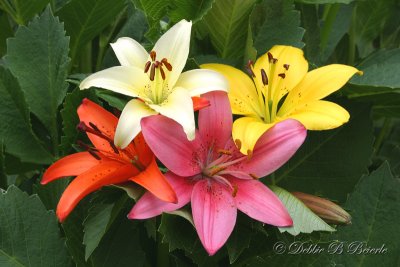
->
[320,4,340,52]
[374,118,392,154]
[0,1,20,24]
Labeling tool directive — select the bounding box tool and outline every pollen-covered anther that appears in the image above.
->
[283,64,290,70]
[150,64,156,81]
[261,69,268,85]
[209,166,227,176]
[267,52,278,64]
[249,173,259,179]
[278,73,286,79]
[150,50,156,61]
[159,65,166,80]
[246,149,253,160]
[217,149,232,155]
[234,139,242,150]
[161,58,172,71]
[246,60,256,77]
[232,184,238,197]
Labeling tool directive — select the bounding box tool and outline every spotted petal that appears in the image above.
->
[191,180,237,256]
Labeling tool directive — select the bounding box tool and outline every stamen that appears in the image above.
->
[208,166,227,176]
[109,141,119,154]
[261,69,268,85]
[88,149,101,160]
[283,64,290,70]
[144,61,151,73]
[88,122,101,133]
[278,73,286,79]
[161,58,172,71]
[232,184,238,197]
[159,65,166,80]
[246,60,256,77]
[247,149,253,160]
[217,149,232,155]
[150,64,156,81]
[250,173,259,179]
[150,50,156,61]
[267,52,273,62]
[234,139,242,150]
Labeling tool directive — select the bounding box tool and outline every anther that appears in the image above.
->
[150,64,156,81]
[88,122,101,133]
[209,166,227,176]
[161,58,172,71]
[150,50,156,61]
[261,69,268,85]
[267,52,273,62]
[232,184,238,197]
[159,65,166,80]
[283,64,290,70]
[144,61,151,73]
[247,149,253,160]
[250,173,259,179]
[109,141,119,154]
[246,60,256,77]
[234,139,242,150]
[217,149,232,155]
[278,73,286,79]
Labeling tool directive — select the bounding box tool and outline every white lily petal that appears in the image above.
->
[111,37,149,68]
[175,69,229,96]
[80,66,148,98]
[149,87,195,140]
[114,99,157,148]
[152,20,192,88]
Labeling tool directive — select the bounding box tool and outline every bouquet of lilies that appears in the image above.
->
[0,1,398,266]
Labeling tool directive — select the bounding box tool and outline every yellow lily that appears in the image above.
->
[202,45,361,154]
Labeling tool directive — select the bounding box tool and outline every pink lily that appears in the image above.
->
[129,91,306,255]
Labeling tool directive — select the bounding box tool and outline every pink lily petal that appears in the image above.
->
[231,178,292,226]
[128,172,193,219]
[231,119,306,178]
[191,179,237,256]
[141,115,202,177]
[198,91,232,153]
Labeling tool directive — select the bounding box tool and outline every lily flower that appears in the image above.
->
[80,20,228,149]
[202,45,361,154]
[129,91,306,255]
[41,99,177,222]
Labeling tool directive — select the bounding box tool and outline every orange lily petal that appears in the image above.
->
[130,157,178,204]
[192,96,210,111]
[132,132,153,166]
[41,152,103,184]
[57,161,137,222]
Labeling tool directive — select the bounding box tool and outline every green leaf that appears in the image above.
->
[376,123,400,177]
[58,0,126,64]
[0,11,12,57]
[271,186,335,236]
[350,49,400,90]
[353,0,398,57]
[0,0,50,25]
[0,185,71,266]
[5,7,70,153]
[274,101,374,203]
[0,142,6,189]
[169,0,214,23]
[250,0,304,56]
[0,66,53,164]
[33,178,70,210]
[330,162,400,266]
[295,0,354,3]
[60,87,98,155]
[198,0,257,62]
[96,90,129,111]
[225,214,253,264]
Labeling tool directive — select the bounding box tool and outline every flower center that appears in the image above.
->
[247,52,290,123]
[143,50,173,104]
[77,121,145,171]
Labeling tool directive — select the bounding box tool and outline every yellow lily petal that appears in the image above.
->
[201,63,263,118]
[282,100,349,130]
[114,99,157,149]
[149,87,195,141]
[253,45,308,103]
[175,69,228,96]
[232,117,275,154]
[280,64,359,114]
[111,37,149,69]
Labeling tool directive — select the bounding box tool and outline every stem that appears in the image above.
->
[320,4,340,52]
[373,118,392,154]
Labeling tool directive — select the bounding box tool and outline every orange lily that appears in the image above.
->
[41,99,177,222]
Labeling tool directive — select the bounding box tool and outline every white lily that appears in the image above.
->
[80,20,228,148]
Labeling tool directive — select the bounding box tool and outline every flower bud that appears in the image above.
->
[292,192,351,225]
